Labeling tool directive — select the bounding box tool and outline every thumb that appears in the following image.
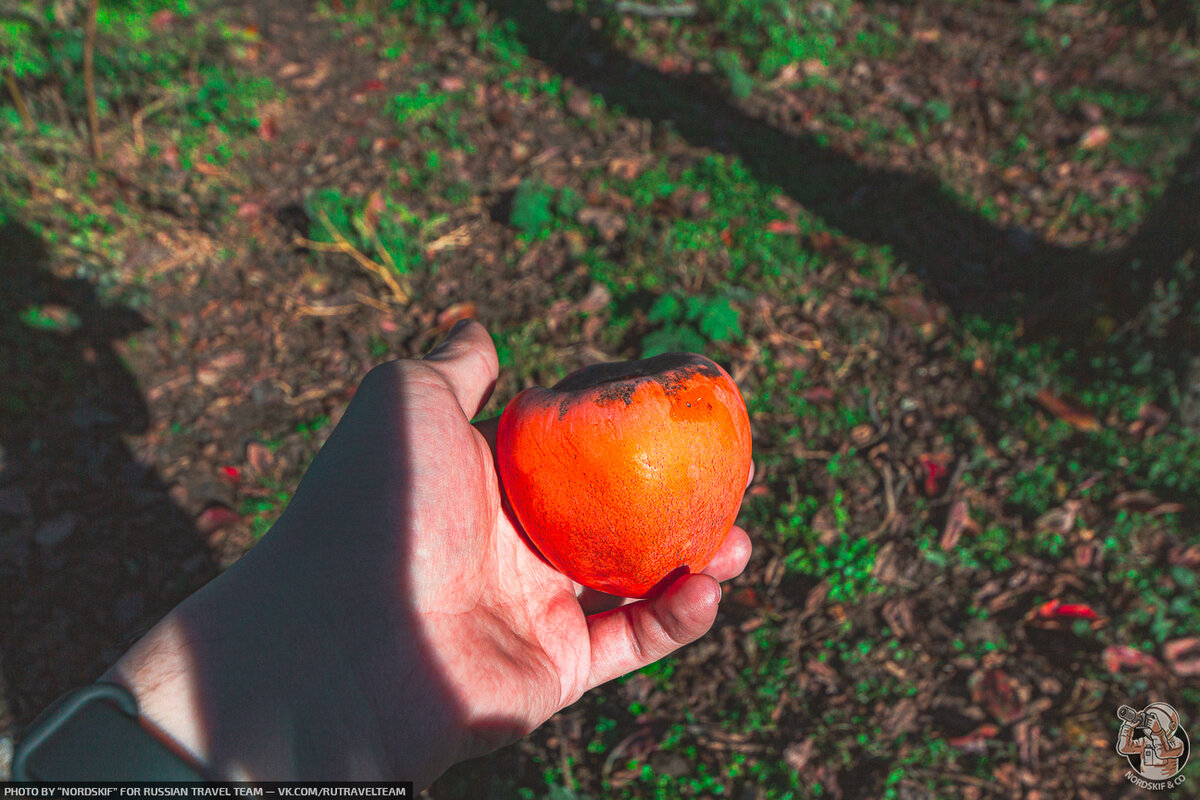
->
[585,573,721,688]
[423,319,499,419]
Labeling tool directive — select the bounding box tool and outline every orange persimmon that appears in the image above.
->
[497,353,752,598]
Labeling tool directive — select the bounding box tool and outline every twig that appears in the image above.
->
[293,208,410,303]
[554,717,575,794]
[83,0,101,161]
[613,1,697,17]
[131,95,172,153]
[4,68,33,128]
[296,303,357,317]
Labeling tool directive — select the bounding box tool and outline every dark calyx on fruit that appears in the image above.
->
[552,353,723,415]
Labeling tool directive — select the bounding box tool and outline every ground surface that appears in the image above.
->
[1,0,1199,797]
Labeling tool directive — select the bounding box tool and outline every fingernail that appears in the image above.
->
[425,336,453,359]
[425,319,474,359]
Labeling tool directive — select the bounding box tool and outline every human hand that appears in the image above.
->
[107,320,752,786]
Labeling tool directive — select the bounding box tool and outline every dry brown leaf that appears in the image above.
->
[783,739,817,772]
[940,498,973,550]
[1078,125,1111,151]
[1102,645,1161,675]
[1163,637,1200,676]
[608,156,647,181]
[1034,389,1101,431]
[435,302,477,334]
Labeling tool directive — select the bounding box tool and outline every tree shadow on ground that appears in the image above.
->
[0,220,218,742]
[482,0,1200,408]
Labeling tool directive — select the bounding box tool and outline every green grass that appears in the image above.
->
[304,188,425,277]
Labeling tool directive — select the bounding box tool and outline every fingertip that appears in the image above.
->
[423,319,499,417]
[701,526,752,583]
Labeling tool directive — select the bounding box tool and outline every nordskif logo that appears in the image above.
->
[1116,703,1190,789]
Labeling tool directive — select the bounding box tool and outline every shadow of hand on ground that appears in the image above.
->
[0,220,216,740]
[482,0,1200,408]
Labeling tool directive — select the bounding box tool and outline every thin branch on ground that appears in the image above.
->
[4,68,33,128]
[131,95,173,153]
[83,0,101,161]
[613,1,697,17]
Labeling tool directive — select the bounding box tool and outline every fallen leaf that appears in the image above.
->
[245,442,274,477]
[940,498,972,550]
[913,28,941,43]
[948,724,1000,750]
[730,588,760,608]
[1108,490,1184,516]
[1102,645,1161,675]
[1129,402,1169,437]
[1163,637,1200,677]
[578,283,612,314]
[1078,125,1111,151]
[800,58,828,77]
[783,739,817,772]
[883,295,947,340]
[150,10,176,31]
[918,453,950,497]
[1037,599,1098,620]
[1034,389,1101,432]
[608,156,647,181]
[351,78,387,98]
[766,219,800,235]
[1168,544,1200,566]
[577,206,627,242]
[968,668,1026,725]
[237,201,264,219]
[220,465,241,484]
[196,504,242,535]
[258,116,277,142]
[436,302,477,334]
[801,386,836,405]
[882,698,918,737]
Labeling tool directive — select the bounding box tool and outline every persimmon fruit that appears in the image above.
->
[496,353,752,598]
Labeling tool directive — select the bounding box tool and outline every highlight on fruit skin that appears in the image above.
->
[496,352,753,599]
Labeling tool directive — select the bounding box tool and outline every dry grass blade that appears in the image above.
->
[293,208,410,303]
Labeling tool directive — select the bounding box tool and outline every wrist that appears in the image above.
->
[104,534,469,785]
[102,614,211,774]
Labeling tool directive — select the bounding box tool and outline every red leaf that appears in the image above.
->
[766,219,800,235]
[221,465,241,484]
[918,454,950,497]
[948,724,1000,750]
[1037,599,1098,620]
[351,79,387,98]
[196,504,242,535]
